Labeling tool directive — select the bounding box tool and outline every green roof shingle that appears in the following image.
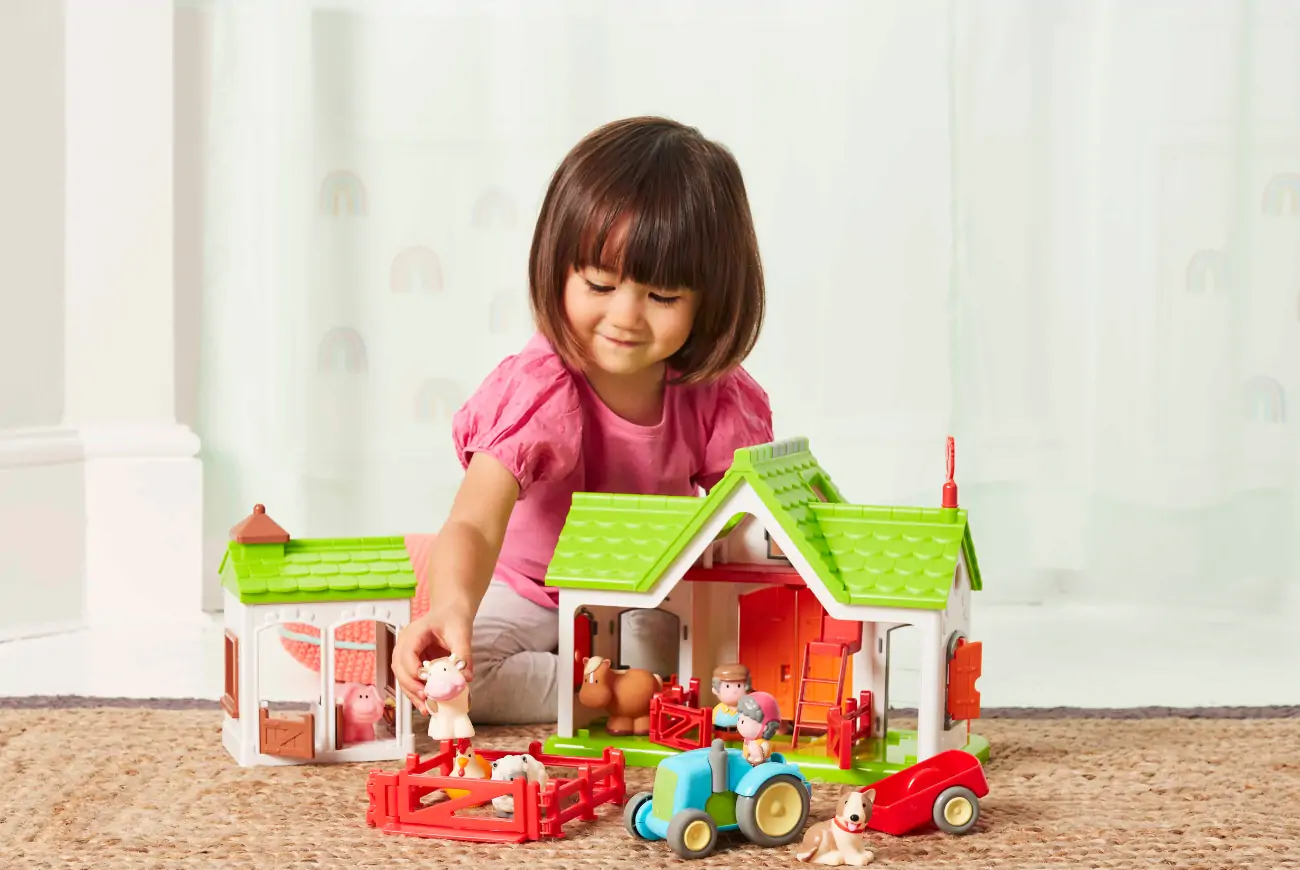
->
[544,438,981,610]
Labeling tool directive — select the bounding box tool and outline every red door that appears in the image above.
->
[738,587,799,716]
[739,587,857,723]
[573,609,594,689]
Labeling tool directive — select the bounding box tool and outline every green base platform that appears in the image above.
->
[544,725,991,787]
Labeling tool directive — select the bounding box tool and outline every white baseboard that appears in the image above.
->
[79,423,205,629]
[0,619,87,645]
[0,428,88,639]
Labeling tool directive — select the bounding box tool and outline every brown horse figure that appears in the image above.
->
[578,655,661,736]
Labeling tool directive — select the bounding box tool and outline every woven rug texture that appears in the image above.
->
[1,705,1297,869]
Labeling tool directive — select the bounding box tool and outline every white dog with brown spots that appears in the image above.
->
[794,785,877,865]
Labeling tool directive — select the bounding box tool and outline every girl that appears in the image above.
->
[736,691,782,765]
[392,116,774,724]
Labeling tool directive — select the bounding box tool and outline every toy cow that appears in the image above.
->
[418,653,475,740]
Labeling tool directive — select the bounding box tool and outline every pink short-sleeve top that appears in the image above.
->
[452,332,774,609]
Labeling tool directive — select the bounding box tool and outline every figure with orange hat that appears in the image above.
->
[736,691,782,765]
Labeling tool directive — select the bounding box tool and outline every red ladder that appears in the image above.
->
[790,640,850,749]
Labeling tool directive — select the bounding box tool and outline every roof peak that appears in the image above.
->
[731,437,811,471]
[230,503,290,544]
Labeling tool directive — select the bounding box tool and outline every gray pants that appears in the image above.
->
[466,580,560,724]
[466,580,676,725]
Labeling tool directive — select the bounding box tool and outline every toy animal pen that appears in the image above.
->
[365,740,626,843]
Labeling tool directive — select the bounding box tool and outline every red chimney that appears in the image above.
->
[942,436,959,509]
[230,503,290,544]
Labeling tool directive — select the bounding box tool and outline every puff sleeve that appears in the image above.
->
[696,367,775,491]
[451,351,583,497]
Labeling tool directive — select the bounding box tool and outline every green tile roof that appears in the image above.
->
[810,504,980,609]
[545,494,703,590]
[544,437,981,610]
[220,538,418,605]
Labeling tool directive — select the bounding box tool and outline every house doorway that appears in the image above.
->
[616,607,680,680]
[256,622,322,760]
[881,623,918,737]
[327,619,399,749]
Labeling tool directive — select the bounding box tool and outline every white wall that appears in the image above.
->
[0,0,85,641]
[2,0,205,640]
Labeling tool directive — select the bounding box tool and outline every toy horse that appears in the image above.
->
[577,655,660,736]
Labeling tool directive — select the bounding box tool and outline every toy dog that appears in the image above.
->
[794,786,877,865]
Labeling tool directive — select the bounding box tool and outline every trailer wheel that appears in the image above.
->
[932,785,980,834]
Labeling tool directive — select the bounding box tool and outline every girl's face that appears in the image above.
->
[736,712,762,740]
[563,263,698,379]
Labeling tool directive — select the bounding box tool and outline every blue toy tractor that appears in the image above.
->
[624,739,812,859]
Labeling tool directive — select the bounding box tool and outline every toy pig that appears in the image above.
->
[795,786,877,866]
[418,653,475,740]
[339,682,385,744]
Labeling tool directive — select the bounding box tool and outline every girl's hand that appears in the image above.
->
[392,610,474,713]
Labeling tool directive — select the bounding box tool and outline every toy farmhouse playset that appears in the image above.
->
[218,504,418,766]
[219,437,992,858]
[544,436,986,785]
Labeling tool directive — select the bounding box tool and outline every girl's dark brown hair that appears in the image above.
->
[528,116,765,385]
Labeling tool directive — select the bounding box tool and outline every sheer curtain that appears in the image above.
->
[195,1,1300,634]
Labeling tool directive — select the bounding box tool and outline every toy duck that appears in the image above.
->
[445,742,490,799]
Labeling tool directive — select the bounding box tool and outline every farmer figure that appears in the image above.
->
[711,662,751,729]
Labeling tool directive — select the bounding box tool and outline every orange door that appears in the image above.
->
[794,589,854,725]
[738,587,799,716]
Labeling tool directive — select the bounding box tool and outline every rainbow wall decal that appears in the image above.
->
[489,290,524,334]
[317,327,368,373]
[414,378,465,423]
[1261,173,1300,216]
[472,188,516,230]
[318,170,368,217]
[390,246,443,294]
[1242,375,1286,424]
[1186,249,1230,294]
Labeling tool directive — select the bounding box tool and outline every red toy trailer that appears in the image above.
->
[863,749,988,836]
[366,739,626,844]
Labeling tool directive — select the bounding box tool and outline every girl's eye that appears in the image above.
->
[584,279,614,294]
[649,294,681,306]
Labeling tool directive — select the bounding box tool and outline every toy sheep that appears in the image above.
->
[489,753,548,817]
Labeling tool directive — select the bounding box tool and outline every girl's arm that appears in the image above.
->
[393,452,520,707]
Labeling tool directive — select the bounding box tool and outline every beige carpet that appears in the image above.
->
[2,704,1298,868]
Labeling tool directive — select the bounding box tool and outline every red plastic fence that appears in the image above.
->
[649,676,718,752]
[825,690,873,770]
[365,739,625,844]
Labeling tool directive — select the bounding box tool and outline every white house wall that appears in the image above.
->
[221,593,414,766]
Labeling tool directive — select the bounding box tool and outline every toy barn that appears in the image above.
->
[219,504,417,766]
[543,437,987,786]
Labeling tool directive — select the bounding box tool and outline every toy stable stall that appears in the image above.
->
[219,504,417,766]
[543,437,988,786]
